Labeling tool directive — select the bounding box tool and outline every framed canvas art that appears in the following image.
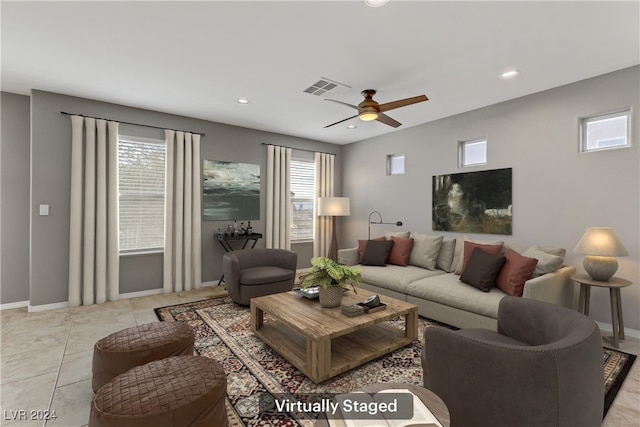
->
[202,160,260,221]
[432,168,512,235]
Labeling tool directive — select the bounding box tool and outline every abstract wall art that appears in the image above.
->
[432,168,512,235]
[202,160,260,221]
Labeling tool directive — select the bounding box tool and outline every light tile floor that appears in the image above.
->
[1,287,639,426]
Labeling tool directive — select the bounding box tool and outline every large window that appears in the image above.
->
[290,159,316,241]
[118,137,166,253]
[580,109,631,153]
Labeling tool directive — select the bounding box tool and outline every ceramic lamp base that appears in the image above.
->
[583,255,618,281]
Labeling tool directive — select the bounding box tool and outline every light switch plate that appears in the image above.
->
[39,204,49,216]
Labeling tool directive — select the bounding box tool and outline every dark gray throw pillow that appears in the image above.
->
[460,247,506,292]
[361,239,394,266]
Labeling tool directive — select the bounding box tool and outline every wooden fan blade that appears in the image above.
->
[324,114,359,128]
[378,95,428,113]
[324,99,358,110]
[375,113,402,128]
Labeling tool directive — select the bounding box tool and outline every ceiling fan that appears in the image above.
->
[324,89,428,128]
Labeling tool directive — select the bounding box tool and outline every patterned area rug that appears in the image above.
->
[155,295,636,426]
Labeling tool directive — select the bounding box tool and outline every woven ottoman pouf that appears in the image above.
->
[89,355,228,427]
[92,321,195,393]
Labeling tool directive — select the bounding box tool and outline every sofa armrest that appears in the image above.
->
[522,265,577,309]
[337,247,359,266]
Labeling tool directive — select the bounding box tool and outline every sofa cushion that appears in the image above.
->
[361,239,394,266]
[358,237,385,263]
[460,241,504,275]
[388,236,415,266]
[453,237,504,274]
[240,266,295,285]
[407,273,508,319]
[360,265,443,294]
[409,233,443,270]
[460,247,506,292]
[436,237,457,272]
[384,230,411,239]
[496,249,538,296]
[522,247,563,277]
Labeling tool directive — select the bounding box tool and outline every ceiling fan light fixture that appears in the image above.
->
[359,111,378,121]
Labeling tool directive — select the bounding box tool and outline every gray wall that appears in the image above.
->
[2,89,340,306]
[1,92,31,304]
[341,66,640,332]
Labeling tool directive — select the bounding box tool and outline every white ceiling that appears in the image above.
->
[2,1,639,145]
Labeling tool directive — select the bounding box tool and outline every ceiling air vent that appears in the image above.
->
[303,78,350,98]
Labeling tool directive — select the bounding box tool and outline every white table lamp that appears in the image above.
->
[574,227,629,281]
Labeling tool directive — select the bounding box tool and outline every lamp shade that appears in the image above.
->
[317,197,350,217]
[574,227,629,257]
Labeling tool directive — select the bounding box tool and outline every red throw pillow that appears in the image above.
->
[387,236,415,267]
[358,237,385,263]
[461,241,504,275]
[496,249,538,296]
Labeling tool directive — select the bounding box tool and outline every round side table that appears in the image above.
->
[313,382,450,427]
[571,273,632,348]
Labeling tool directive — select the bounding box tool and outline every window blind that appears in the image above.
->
[290,159,316,241]
[118,138,166,252]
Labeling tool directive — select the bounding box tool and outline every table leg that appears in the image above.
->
[251,305,264,332]
[406,309,418,341]
[615,288,625,340]
[308,336,331,383]
[609,288,624,348]
[578,284,591,315]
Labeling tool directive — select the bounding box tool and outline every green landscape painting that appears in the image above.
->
[202,160,260,221]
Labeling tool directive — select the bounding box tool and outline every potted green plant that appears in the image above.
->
[299,257,362,307]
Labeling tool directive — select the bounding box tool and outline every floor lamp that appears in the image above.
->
[318,197,350,261]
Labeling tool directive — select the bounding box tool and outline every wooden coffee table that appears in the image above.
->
[250,288,418,383]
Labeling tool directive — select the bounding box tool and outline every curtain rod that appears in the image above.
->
[261,142,335,156]
[60,112,206,137]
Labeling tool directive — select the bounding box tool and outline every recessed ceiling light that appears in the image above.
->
[237,98,251,104]
[499,70,520,80]
[364,0,390,7]
[347,125,358,129]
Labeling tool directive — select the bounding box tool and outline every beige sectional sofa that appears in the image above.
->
[338,233,577,330]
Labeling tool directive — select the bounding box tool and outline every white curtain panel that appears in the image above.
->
[164,130,202,293]
[266,145,292,249]
[68,116,120,306]
[313,152,335,258]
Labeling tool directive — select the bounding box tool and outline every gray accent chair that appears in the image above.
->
[222,248,297,305]
[422,296,604,427]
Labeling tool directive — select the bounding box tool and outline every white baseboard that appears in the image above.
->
[120,288,164,299]
[595,320,640,340]
[200,281,219,287]
[0,300,29,311]
[28,301,70,313]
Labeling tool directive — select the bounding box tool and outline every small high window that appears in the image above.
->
[459,138,487,167]
[387,154,405,175]
[580,109,631,153]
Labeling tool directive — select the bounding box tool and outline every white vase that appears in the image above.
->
[319,285,343,308]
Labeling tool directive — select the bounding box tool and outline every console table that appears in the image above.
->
[215,233,262,285]
[571,273,632,348]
